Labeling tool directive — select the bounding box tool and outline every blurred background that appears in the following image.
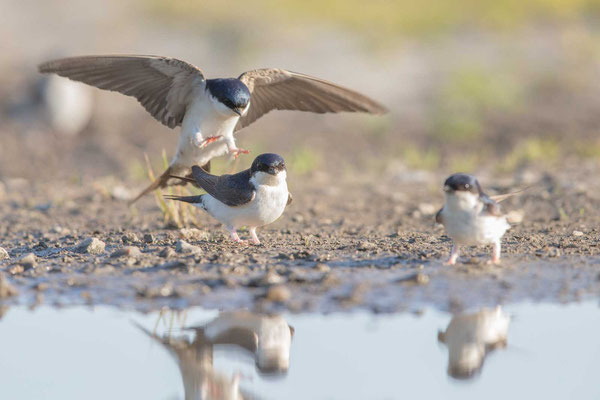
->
[2,0,600,186]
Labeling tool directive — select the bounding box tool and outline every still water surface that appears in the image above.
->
[0,302,598,399]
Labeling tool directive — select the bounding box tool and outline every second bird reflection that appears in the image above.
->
[438,306,510,380]
[138,310,294,400]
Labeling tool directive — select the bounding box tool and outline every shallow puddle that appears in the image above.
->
[0,302,598,399]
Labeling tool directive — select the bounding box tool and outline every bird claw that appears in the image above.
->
[199,136,222,148]
[230,148,250,158]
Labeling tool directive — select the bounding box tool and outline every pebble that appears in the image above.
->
[0,273,18,298]
[314,263,331,273]
[18,253,37,268]
[266,285,291,303]
[358,241,378,251]
[0,247,9,260]
[418,203,437,216]
[175,240,202,254]
[122,233,140,244]
[76,238,105,255]
[143,233,155,244]
[572,230,584,237]
[506,210,524,224]
[159,247,176,258]
[396,272,430,285]
[111,246,142,258]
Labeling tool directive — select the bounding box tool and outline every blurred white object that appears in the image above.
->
[43,74,93,136]
[438,306,510,379]
[203,310,294,374]
[6,73,93,136]
[136,310,293,400]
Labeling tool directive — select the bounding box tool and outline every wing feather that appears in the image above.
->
[191,166,255,207]
[236,68,387,130]
[38,55,205,129]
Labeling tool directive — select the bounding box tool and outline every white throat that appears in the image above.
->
[445,191,481,212]
[251,170,287,187]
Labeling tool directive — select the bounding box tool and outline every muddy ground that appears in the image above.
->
[1,156,599,314]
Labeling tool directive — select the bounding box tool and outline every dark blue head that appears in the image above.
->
[443,173,481,194]
[251,153,286,175]
[206,78,251,115]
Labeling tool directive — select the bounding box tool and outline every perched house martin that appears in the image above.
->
[435,173,510,265]
[38,55,387,204]
[165,153,291,245]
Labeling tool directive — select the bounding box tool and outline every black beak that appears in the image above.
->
[268,163,285,175]
[233,108,242,116]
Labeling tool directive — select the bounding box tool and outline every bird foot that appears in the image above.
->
[230,148,250,158]
[232,238,249,245]
[199,136,222,148]
[486,258,500,265]
[444,259,457,266]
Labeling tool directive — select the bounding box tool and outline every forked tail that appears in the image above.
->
[128,161,210,206]
[163,194,205,205]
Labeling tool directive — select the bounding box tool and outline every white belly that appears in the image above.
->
[202,183,289,229]
[171,92,239,168]
[442,208,509,245]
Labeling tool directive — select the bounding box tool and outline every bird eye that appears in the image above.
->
[465,184,470,189]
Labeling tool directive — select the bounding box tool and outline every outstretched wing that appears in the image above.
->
[236,68,388,130]
[191,165,255,207]
[38,55,205,128]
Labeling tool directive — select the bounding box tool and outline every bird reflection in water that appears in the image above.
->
[137,310,294,399]
[438,306,510,379]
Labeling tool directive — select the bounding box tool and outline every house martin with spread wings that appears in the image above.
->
[38,55,387,203]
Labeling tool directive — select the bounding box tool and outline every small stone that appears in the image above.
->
[0,273,18,298]
[75,238,105,255]
[548,247,561,258]
[111,246,142,258]
[143,233,155,244]
[396,272,429,285]
[122,233,140,244]
[18,253,37,269]
[159,247,176,258]
[506,210,524,224]
[314,263,330,273]
[0,247,9,260]
[266,285,291,303]
[175,240,202,254]
[418,203,436,216]
[358,241,378,251]
[572,230,584,237]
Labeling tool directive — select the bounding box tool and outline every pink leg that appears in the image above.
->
[445,244,460,265]
[230,148,250,159]
[198,136,222,148]
[488,241,501,264]
[249,227,260,245]
[228,227,247,244]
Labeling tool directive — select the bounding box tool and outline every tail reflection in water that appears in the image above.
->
[137,311,294,399]
[438,306,510,379]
